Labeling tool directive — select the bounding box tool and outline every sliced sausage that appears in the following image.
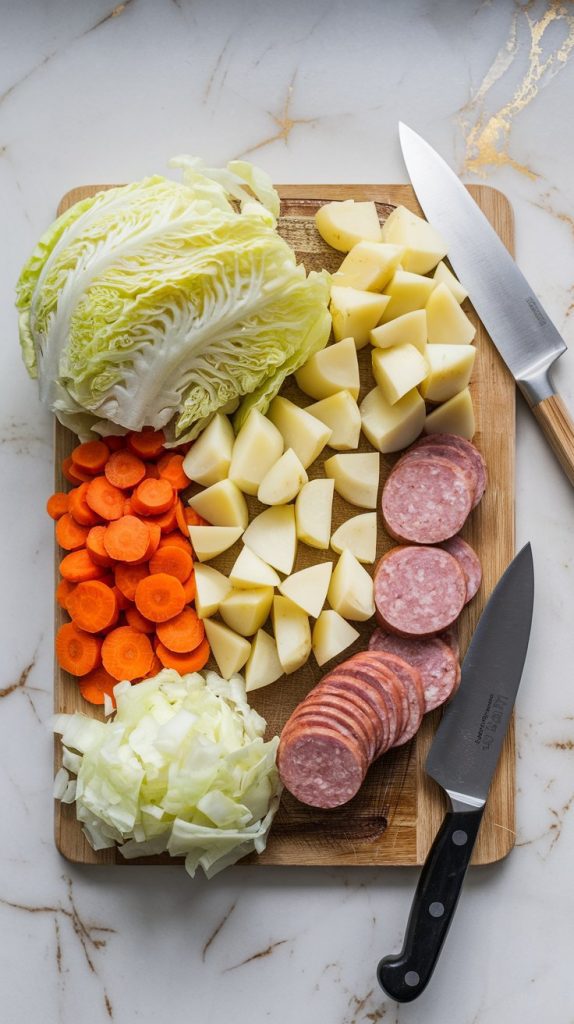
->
[302,689,380,762]
[382,455,473,544]
[440,624,460,661]
[374,546,467,637]
[369,627,459,712]
[439,535,482,603]
[411,433,486,509]
[288,701,374,763]
[323,672,392,755]
[365,650,424,747]
[278,727,367,808]
[396,443,478,507]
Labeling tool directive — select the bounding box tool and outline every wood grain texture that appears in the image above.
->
[532,393,574,485]
[53,183,515,868]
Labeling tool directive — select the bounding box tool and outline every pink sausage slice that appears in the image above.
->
[411,433,487,509]
[382,455,473,544]
[439,535,482,603]
[375,546,467,637]
[369,627,459,712]
[278,728,367,808]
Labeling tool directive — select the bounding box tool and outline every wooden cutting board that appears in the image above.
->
[53,183,515,868]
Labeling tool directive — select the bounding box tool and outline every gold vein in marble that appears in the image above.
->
[460,1,574,178]
[238,74,319,157]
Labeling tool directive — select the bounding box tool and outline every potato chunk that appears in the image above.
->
[245,629,284,692]
[182,413,234,486]
[330,512,377,564]
[424,387,475,440]
[315,199,381,252]
[187,525,244,562]
[381,205,447,273]
[360,386,425,454]
[229,547,280,589]
[330,285,390,349]
[333,241,404,291]
[257,448,308,505]
[243,505,297,575]
[369,309,427,355]
[306,391,361,451]
[381,270,436,322]
[219,586,274,637]
[419,344,476,403]
[278,562,333,618]
[267,396,331,468]
[188,479,248,529]
[312,610,360,667]
[324,452,380,509]
[272,596,312,673]
[228,409,283,495]
[203,619,251,679]
[426,283,476,345]
[295,478,334,550]
[194,564,232,618]
[372,343,428,405]
[295,338,360,401]
[327,549,375,621]
[433,261,468,303]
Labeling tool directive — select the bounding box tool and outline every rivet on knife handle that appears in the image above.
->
[377,801,484,1003]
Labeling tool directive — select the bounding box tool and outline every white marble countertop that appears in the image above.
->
[2,1,574,1021]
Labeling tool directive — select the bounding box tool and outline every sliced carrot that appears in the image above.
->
[142,652,163,678]
[127,429,165,460]
[123,498,134,516]
[102,626,154,681]
[47,492,69,520]
[157,453,191,491]
[176,504,208,536]
[68,483,101,526]
[131,478,174,516]
[104,450,146,490]
[66,580,118,633]
[56,513,90,551]
[60,549,105,583]
[55,622,101,676]
[115,561,149,601]
[86,476,125,521]
[86,525,115,567]
[158,532,193,555]
[102,610,125,634]
[181,570,196,603]
[149,544,193,582]
[146,503,179,534]
[156,607,204,653]
[155,637,210,673]
[125,605,155,634]
[134,573,186,623]
[105,435,126,452]
[62,456,91,485]
[79,666,118,706]
[104,515,150,562]
[56,579,77,609]
[141,521,162,561]
[71,440,109,474]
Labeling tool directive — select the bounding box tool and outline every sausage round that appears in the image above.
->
[439,535,482,603]
[382,455,473,544]
[278,727,367,808]
[374,545,467,637]
[369,627,459,711]
[412,433,487,509]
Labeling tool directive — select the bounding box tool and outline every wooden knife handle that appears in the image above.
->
[532,394,574,486]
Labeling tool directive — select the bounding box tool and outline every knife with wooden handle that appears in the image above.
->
[399,123,574,485]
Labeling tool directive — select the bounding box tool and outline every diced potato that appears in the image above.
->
[267,396,332,468]
[333,241,404,292]
[327,549,375,621]
[243,505,297,575]
[381,205,448,274]
[424,387,475,440]
[245,629,284,692]
[228,409,284,495]
[219,586,274,637]
[278,562,333,618]
[369,309,427,355]
[330,286,390,349]
[312,610,360,667]
[315,199,381,252]
[360,386,426,453]
[203,618,251,679]
[182,413,234,487]
[188,479,248,529]
[272,596,312,673]
[433,261,468,303]
[257,448,308,506]
[295,478,334,550]
[372,343,428,405]
[194,564,232,618]
[188,525,244,562]
[295,338,360,401]
[324,452,380,509]
[419,345,476,403]
[330,512,377,564]
[229,547,280,589]
[306,391,361,451]
[426,283,476,345]
[381,270,436,322]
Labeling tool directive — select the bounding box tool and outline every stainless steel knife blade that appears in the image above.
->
[398,123,574,485]
[425,543,534,807]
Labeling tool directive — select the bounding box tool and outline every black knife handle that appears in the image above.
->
[377,802,485,1003]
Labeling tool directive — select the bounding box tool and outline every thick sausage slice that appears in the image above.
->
[366,650,424,747]
[287,703,373,763]
[439,535,482,603]
[411,433,487,508]
[278,727,367,808]
[369,627,459,711]
[374,546,466,637]
[396,443,478,507]
[302,690,380,762]
[382,455,473,544]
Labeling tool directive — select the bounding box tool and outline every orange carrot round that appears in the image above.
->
[127,429,165,460]
[149,545,193,582]
[115,561,149,601]
[55,622,102,676]
[176,503,207,537]
[56,513,90,551]
[145,503,179,534]
[125,605,155,634]
[142,652,163,678]
[62,457,91,485]
[71,440,109,474]
[86,476,125,521]
[60,549,105,583]
[56,578,77,609]
[157,453,190,491]
[105,450,146,490]
[86,525,115,567]
[68,483,101,526]
[79,666,118,705]
[155,637,210,673]
[181,570,196,603]
[156,607,204,653]
[66,580,119,633]
[134,573,186,623]
[139,521,162,562]
[101,626,154,681]
[104,515,150,562]
[131,478,174,516]
[158,532,193,555]
[47,492,69,520]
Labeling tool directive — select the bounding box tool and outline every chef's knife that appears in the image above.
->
[399,123,574,486]
[377,543,534,1002]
